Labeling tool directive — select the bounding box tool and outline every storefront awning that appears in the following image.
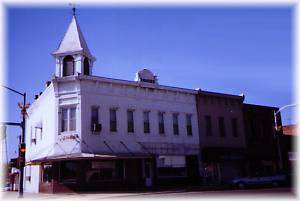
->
[29,152,153,163]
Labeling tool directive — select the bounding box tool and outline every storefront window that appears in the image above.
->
[157,156,187,178]
[158,167,186,177]
[86,161,117,183]
[60,161,77,183]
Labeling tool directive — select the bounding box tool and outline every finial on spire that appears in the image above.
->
[69,3,76,16]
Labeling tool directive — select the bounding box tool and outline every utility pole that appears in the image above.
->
[18,92,26,197]
[1,85,28,198]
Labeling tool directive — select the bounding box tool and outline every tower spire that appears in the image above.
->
[52,6,95,77]
[70,3,76,16]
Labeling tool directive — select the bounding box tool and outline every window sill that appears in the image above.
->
[91,131,101,135]
[59,131,78,135]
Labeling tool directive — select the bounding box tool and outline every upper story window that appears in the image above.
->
[83,57,90,75]
[61,108,68,132]
[110,108,117,132]
[203,96,207,104]
[69,108,76,131]
[91,107,102,132]
[158,112,165,134]
[143,111,150,133]
[224,98,228,105]
[186,114,192,136]
[30,126,36,145]
[218,116,226,137]
[60,107,77,133]
[127,110,134,133]
[232,118,238,137]
[172,113,179,135]
[91,107,99,126]
[62,55,74,76]
[205,115,212,136]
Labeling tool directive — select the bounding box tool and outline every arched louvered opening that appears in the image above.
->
[63,55,75,76]
[83,57,90,75]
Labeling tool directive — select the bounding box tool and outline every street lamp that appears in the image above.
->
[273,103,297,171]
[1,85,28,198]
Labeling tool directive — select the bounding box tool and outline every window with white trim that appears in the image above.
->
[60,106,77,133]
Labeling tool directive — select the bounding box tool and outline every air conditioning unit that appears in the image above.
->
[91,123,102,132]
[31,139,36,144]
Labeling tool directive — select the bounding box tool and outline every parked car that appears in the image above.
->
[231,174,287,189]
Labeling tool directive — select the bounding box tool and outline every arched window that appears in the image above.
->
[63,55,74,76]
[83,57,90,75]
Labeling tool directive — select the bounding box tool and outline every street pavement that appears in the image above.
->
[0,187,296,200]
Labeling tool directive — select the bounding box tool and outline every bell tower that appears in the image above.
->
[52,8,95,77]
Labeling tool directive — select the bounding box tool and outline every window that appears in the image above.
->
[143,111,150,133]
[127,110,134,133]
[158,112,165,134]
[83,57,90,75]
[110,108,117,132]
[60,107,76,133]
[25,165,31,181]
[62,55,74,76]
[157,156,186,178]
[60,161,77,183]
[141,78,155,83]
[224,98,228,105]
[69,108,76,131]
[203,96,207,104]
[205,115,212,136]
[91,107,99,131]
[61,108,68,132]
[230,99,235,106]
[30,126,37,145]
[218,117,226,137]
[232,118,238,137]
[186,114,192,136]
[173,113,179,135]
[88,161,117,183]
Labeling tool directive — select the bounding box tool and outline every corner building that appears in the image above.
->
[24,15,200,193]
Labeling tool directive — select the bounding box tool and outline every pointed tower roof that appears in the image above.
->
[52,15,94,59]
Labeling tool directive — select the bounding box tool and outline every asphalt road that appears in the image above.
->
[1,187,296,200]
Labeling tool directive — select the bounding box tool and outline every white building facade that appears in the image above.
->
[24,14,200,193]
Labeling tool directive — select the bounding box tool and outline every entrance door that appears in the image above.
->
[144,160,152,187]
[39,163,53,193]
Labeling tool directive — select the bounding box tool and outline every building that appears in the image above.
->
[22,11,287,193]
[243,104,282,177]
[195,90,246,184]
[24,14,200,193]
[281,124,297,179]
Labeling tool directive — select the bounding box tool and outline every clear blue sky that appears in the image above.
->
[4,6,293,160]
